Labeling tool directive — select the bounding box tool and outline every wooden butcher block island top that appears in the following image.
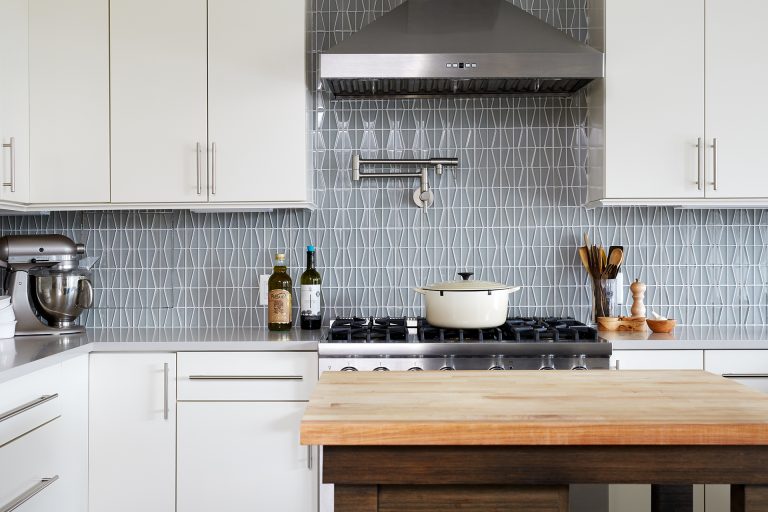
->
[300,370,768,446]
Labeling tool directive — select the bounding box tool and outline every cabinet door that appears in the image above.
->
[705,0,768,198]
[89,353,176,512]
[0,0,30,204]
[177,402,317,512]
[208,0,309,203]
[28,0,110,204]
[603,0,704,199]
[110,0,207,203]
[58,356,89,512]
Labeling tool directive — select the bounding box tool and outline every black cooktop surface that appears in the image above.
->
[327,317,599,344]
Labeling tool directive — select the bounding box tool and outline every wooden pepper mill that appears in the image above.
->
[630,278,646,318]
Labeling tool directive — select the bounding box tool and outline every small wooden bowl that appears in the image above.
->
[646,318,677,334]
[597,316,647,332]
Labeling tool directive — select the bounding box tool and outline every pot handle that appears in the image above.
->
[412,288,427,295]
[504,286,522,295]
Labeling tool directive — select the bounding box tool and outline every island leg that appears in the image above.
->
[651,484,693,512]
[731,486,768,511]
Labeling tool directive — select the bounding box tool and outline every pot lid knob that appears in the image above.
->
[457,272,474,281]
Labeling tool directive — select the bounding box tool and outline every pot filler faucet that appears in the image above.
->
[351,154,459,208]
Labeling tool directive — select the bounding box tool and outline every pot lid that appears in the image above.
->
[422,272,514,292]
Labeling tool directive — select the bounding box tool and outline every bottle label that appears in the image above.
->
[268,290,292,324]
[300,285,321,316]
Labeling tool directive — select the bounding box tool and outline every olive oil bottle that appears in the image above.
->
[300,245,322,330]
[268,253,293,331]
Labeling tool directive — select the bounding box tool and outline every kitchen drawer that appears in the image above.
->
[611,350,703,370]
[177,352,318,401]
[705,350,768,393]
[0,365,61,447]
[0,418,62,512]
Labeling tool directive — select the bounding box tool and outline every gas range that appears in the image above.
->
[319,316,611,371]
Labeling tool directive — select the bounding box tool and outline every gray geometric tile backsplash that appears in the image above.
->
[1,0,767,327]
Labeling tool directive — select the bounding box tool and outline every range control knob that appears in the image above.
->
[407,367,423,371]
[572,355,588,371]
[488,366,505,371]
[340,367,358,372]
[373,367,390,371]
[539,355,556,371]
[439,366,455,371]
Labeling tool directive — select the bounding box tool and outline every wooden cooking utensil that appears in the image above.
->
[578,247,591,275]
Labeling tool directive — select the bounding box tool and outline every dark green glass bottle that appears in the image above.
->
[268,253,293,331]
[300,246,322,330]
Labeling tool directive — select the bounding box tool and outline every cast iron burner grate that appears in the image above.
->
[329,317,408,343]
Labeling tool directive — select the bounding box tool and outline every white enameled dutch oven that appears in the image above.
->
[413,272,522,329]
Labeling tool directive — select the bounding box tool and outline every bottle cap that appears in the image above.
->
[307,245,315,252]
[275,253,286,262]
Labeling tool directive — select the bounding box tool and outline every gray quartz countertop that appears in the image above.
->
[604,326,768,350]
[0,328,322,383]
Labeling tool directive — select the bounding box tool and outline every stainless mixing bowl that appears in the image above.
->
[32,271,94,327]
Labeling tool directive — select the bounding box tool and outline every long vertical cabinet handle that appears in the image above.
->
[2,137,16,192]
[211,142,217,195]
[0,476,59,512]
[307,445,312,470]
[696,137,703,190]
[196,143,202,195]
[710,138,718,191]
[163,362,170,420]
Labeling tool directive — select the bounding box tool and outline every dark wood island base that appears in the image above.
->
[324,446,768,512]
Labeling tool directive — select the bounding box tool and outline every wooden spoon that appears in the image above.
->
[602,247,624,278]
[578,247,591,275]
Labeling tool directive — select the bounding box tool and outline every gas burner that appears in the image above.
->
[329,317,408,343]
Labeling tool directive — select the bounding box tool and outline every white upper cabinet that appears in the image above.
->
[589,0,768,206]
[110,0,208,204]
[28,0,110,204]
[208,0,309,204]
[704,0,768,198]
[0,0,30,204]
[588,0,705,204]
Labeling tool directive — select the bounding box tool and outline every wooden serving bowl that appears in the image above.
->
[646,318,677,334]
[597,316,647,332]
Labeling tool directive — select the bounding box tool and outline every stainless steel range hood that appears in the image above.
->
[321,0,604,99]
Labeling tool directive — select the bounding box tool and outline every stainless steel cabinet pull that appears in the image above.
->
[0,394,58,424]
[710,138,718,191]
[188,375,304,381]
[163,363,170,420]
[211,142,217,195]
[696,137,703,191]
[307,445,312,470]
[196,142,202,195]
[0,476,59,512]
[2,137,16,193]
[723,374,768,379]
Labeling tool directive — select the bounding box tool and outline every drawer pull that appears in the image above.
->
[723,374,768,379]
[0,476,59,512]
[0,394,58,424]
[188,375,304,381]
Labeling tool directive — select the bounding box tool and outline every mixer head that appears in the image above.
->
[0,235,86,271]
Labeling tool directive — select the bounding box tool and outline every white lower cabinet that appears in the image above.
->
[0,357,87,512]
[703,350,768,512]
[89,353,177,512]
[177,402,317,512]
[176,351,318,512]
[609,350,706,512]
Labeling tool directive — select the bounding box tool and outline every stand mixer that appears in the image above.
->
[0,235,94,335]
